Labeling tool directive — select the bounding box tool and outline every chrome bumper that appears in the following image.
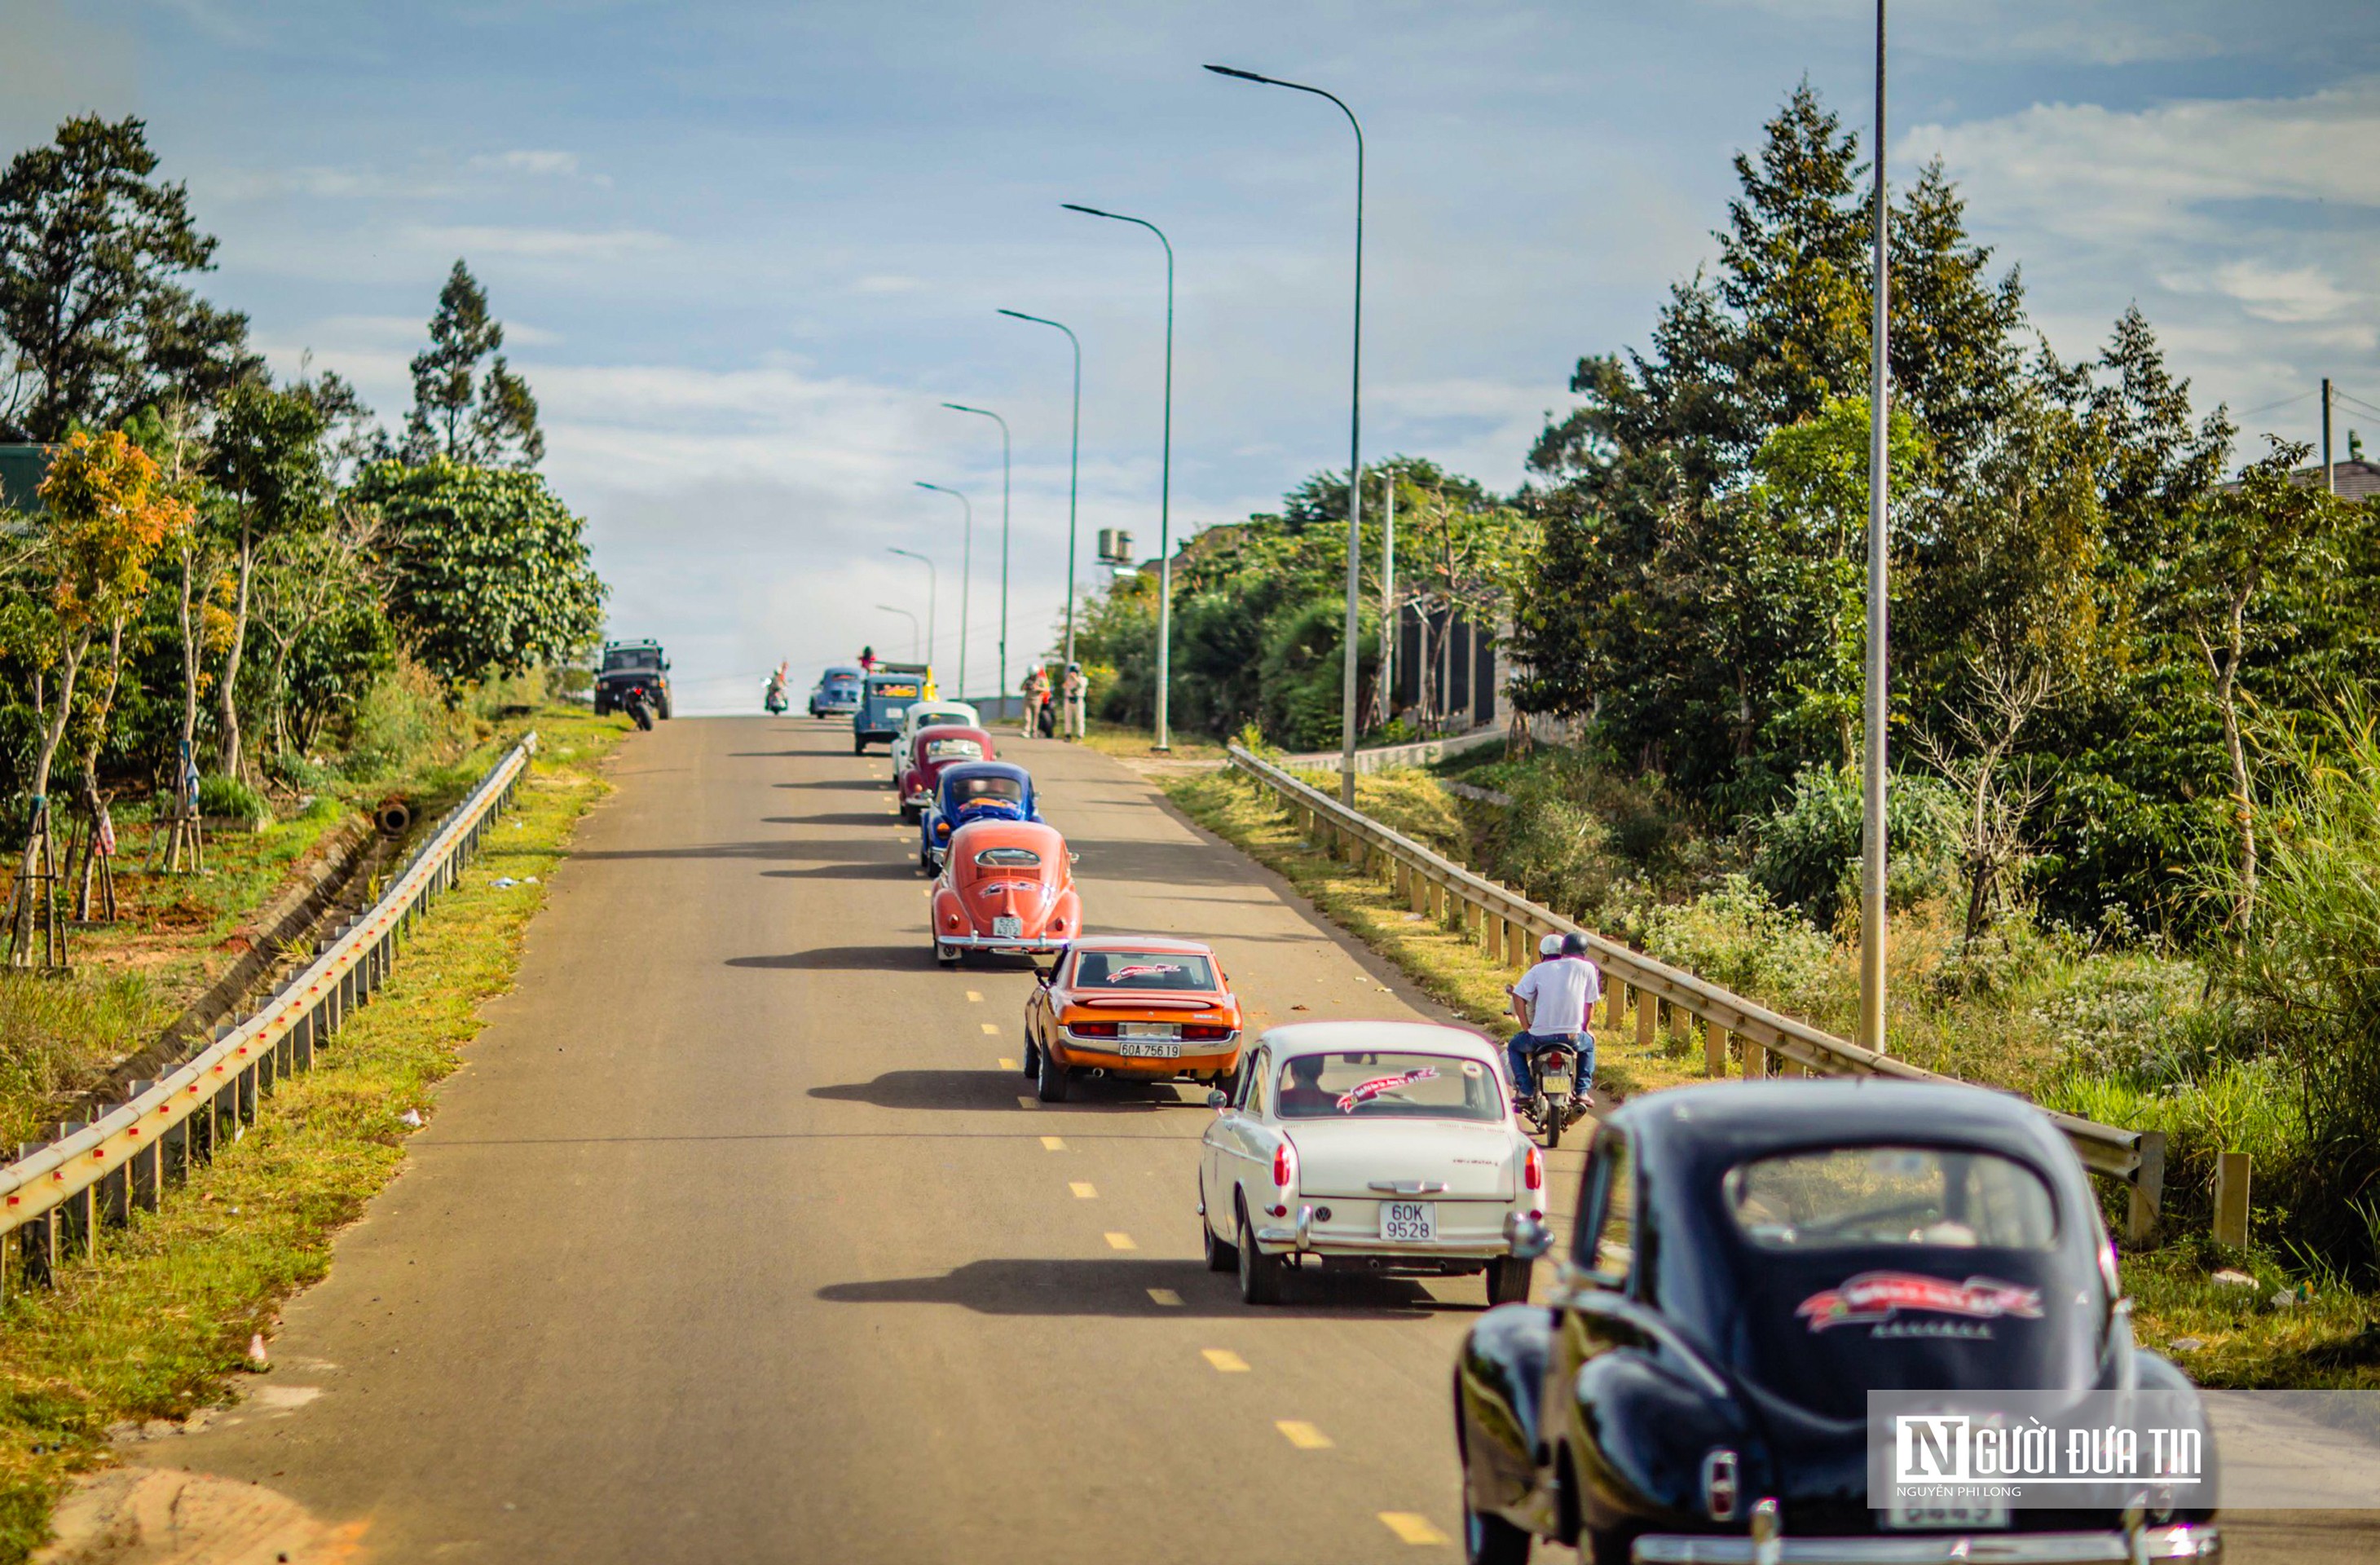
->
[1633,1524,2218,1563]
[1254,1203,1511,1260]
[934,933,1069,953]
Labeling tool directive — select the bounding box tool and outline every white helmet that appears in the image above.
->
[1537,933,1564,958]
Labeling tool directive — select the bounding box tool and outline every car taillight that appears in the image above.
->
[1524,1146,1544,1192]
[1182,1024,1230,1041]
[1273,1143,1296,1188]
[1069,1021,1118,1038]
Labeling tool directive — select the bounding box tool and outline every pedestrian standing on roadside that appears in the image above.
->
[1061,663,1087,741]
[1022,665,1051,738]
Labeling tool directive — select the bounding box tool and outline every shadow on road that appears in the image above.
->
[575,839,801,862]
[1059,836,1277,888]
[816,1257,1461,1317]
[774,777,888,791]
[761,811,905,829]
[759,862,916,882]
[728,946,926,971]
[807,1069,1036,1112]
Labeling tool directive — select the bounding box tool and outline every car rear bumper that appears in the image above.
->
[935,933,1069,954]
[1049,1042,1238,1076]
[1632,1524,2218,1563]
[1252,1204,1516,1261]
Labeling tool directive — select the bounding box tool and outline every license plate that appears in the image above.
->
[991,916,1023,938]
[1885,1501,2010,1531]
[1117,1041,1180,1058]
[1119,1021,1179,1040]
[1540,1064,1572,1091]
[1381,1201,1436,1241]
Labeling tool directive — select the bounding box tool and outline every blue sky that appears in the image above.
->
[6,0,2377,709]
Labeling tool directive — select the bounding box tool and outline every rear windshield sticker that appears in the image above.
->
[1336,1066,1439,1113]
[1106,963,1187,984]
[1796,1272,2043,1333]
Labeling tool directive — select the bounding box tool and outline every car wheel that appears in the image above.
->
[901,805,919,824]
[935,941,961,968]
[1022,1038,1040,1077]
[1204,1204,1236,1272]
[1465,1506,1532,1565]
[1036,1047,1070,1104]
[854,738,867,755]
[1236,1200,1284,1306]
[1484,1256,1536,1307]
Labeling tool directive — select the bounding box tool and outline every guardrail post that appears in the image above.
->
[1636,990,1657,1054]
[1743,1036,1768,1078]
[2213,1148,2252,1249]
[2126,1132,2166,1245]
[1704,1024,1729,1078]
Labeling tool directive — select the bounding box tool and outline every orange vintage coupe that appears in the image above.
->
[1022,936,1245,1104]
[929,817,1080,968]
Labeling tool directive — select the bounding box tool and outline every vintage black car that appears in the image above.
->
[1453,1080,2219,1564]
[593,639,672,719]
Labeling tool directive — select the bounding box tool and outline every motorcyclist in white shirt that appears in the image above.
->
[1506,932,1601,1099]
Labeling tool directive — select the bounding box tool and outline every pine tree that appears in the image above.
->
[402,260,544,468]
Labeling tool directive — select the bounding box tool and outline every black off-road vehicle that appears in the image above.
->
[593,639,673,719]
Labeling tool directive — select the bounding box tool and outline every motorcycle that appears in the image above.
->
[1520,1034,1591,1148]
[621,687,656,731]
[764,682,789,715]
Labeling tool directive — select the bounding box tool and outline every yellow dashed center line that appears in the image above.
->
[966,990,984,1003]
[1276,1420,1333,1449]
[998,1058,1017,1072]
[1017,1096,1038,1110]
[1069,1182,1098,1199]
[1040,1136,1065,1151]
[981,1022,1000,1035]
[1201,1349,1249,1373]
[1147,1288,1183,1307]
[1104,1232,1137,1250]
[1378,1513,1449,1545]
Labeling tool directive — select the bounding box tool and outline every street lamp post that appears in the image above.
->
[943,404,1010,703]
[1061,201,1175,753]
[887,546,937,668]
[1205,64,1365,803]
[999,309,1082,667]
[875,603,921,660]
[1858,0,1893,1056]
[915,482,973,695]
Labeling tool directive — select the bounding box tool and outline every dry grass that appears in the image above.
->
[1077,720,1228,762]
[0,705,629,1563]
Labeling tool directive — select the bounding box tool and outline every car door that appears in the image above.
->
[1544,1130,1636,1469]
[1204,1046,1267,1241]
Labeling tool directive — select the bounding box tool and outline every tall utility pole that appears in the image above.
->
[1061,204,1175,751]
[887,547,937,667]
[2323,377,2335,495]
[1858,0,1893,1057]
[999,310,1082,665]
[1380,472,1395,724]
[1206,64,1365,804]
[915,482,972,694]
[943,404,1009,700]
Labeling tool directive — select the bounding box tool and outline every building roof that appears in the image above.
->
[2224,458,2380,503]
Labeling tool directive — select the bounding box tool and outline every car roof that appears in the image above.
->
[1257,1020,1499,1063]
[915,722,991,739]
[823,665,860,677]
[1066,934,1215,956]
[949,818,1064,849]
[940,760,1031,784]
[1607,1078,2084,1176]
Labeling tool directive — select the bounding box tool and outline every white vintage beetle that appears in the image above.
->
[1198,1021,1546,1307]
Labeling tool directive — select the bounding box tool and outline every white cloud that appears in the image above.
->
[466,149,580,178]
[400,224,676,262]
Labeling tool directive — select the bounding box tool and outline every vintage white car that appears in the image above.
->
[1198,1021,1546,1307]
[889,700,979,782]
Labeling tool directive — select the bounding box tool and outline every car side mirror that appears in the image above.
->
[1034,965,1053,987]
[1206,1088,1230,1111]
[1503,1212,1555,1262]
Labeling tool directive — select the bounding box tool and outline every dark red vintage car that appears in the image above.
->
[899,724,994,823]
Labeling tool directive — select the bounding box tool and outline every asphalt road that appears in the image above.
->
[146,715,1587,1562]
[127,715,2365,1561]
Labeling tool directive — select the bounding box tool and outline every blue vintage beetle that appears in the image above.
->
[919,760,1041,874]
[1453,1079,2218,1565]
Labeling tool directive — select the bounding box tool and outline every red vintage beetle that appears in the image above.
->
[900,724,995,823]
[929,818,1080,968]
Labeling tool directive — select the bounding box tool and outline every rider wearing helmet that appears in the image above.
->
[1506,932,1602,1100]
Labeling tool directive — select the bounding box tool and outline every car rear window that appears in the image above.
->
[1274,1051,1504,1122]
[870,681,919,699]
[925,738,985,761]
[1073,951,1216,990]
[952,776,1023,804]
[1724,1147,2057,1251]
[973,846,1042,868]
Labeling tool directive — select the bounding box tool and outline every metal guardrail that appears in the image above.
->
[1275,723,1507,774]
[1225,744,2167,1241]
[0,734,539,1296]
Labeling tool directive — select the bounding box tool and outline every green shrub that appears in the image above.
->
[1749,764,1961,929]
[196,774,271,827]
[337,666,443,782]
[1638,875,1844,1019]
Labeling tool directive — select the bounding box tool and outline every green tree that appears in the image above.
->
[351,459,603,687]
[0,116,260,440]
[402,261,544,468]
[206,382,329,778]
